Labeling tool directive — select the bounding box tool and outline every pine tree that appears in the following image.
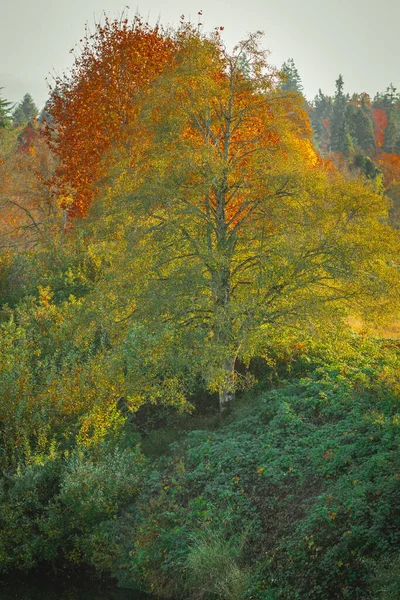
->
[342,131,354,157]
[0,88,12,128]
[382,115,400,153]
[280,58,304,94]
[12,93,38,125]
[310,89,332,153]
[331,75,348,153]
[381,84,399,110]
[378,86,400,153]
[346,97,375,152]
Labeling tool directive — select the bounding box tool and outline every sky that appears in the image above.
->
[2,0,400,110]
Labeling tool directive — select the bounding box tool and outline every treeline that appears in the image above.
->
[0,90,39,127]
[281,59,400,158]
[0,16,400,599]
[282,60,400,226]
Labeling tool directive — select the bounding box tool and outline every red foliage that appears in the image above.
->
[375,151,400,186]
[17,123,40,154]
[372,108,387,147]
[46,16,177,217]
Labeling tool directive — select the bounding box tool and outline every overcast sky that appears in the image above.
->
[2,0,400,109]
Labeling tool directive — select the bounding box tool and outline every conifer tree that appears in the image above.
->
[280,58,304,94]
[346,98,375,153]
[311,89,332,153]
[12,93,38,125]
[0,88,12,128]
[382,83,399,110]
[357,96,375,151]
[331,75,348,153]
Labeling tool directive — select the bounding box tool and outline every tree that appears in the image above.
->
[280,58,304,94]
[46,15,176,217]
[310,89,332,153]
[0,88,12,129]
[92,32,400,414]
[371,108,387,148]
[374,83,399,111]
[12,93,38,125]
[355,106,375,152]
[331,75,348,153]
[353,154,381,180]
[345,95,375,153]
[382,112,400,154]
[372,85,400,153]
[0,123,59,250]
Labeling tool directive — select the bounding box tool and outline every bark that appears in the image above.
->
[219,358,235,415]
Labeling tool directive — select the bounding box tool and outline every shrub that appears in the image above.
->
[0,443,145,574]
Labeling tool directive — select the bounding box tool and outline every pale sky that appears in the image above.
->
[2,0,400,109]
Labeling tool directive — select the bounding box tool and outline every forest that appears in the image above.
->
[0,15,400,600]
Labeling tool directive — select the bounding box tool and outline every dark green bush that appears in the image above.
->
[0,443,145,574]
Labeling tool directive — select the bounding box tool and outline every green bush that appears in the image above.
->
[0,443,145,574]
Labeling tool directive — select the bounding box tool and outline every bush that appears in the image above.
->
[0,443,145,574]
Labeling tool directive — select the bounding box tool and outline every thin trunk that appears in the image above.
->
[215,88,235,416]
[219,358,235,415]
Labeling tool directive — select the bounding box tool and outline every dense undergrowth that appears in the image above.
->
[1,334,399,599]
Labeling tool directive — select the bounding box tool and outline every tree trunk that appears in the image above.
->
[219,358,235,415]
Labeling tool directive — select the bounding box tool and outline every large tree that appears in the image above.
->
[91,32,400,414]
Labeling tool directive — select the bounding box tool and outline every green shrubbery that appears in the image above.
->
[0,443,145,574]
[1,283,399,600]
[120,338,400,599]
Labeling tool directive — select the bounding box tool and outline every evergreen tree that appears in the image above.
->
[12,105,26,125]
[353,154,381,179]
[342,131,354,157]
[345,101,359,147]
[12,93,38,125]
[331,75,348,153]
[346,97,375,152]
[382,116,398,153]
[280,58,304,94]
[379,83,399,111]
[380,86,400,153]
[0,88,12,128]
[310,89,332,153]
[355,109,375,152]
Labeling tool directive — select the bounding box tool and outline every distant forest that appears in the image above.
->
[280,58,400,227]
